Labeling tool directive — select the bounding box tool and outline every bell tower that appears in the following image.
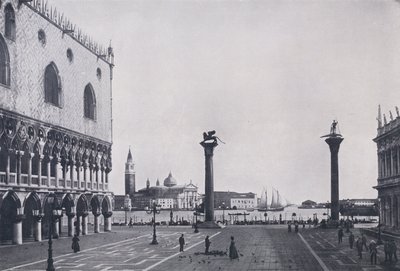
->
[125,147,135,195]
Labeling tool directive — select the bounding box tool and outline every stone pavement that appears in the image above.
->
[1,224,400,270]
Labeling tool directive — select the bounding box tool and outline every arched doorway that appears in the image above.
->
[23,192,41,240]
[0,191,22,243]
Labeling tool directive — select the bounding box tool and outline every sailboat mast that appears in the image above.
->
[265,188,268,209]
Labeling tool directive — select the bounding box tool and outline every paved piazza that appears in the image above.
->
[1,225,399,270]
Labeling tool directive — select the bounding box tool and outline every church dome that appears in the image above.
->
[163,172,177,187]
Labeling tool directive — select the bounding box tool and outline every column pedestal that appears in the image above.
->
[104,212,112,232]
[67,215,75,237]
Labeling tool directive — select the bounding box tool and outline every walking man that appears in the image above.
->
[361,233,368,251]
[356,236,363,259]
[205,235,211,254]
[179,234,185,252]
[338,228,343,244]
[369,240,377,265]
[390,239,398,262]
[348,231,354,249]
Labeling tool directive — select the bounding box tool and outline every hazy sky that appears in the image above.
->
[46,0,400,204]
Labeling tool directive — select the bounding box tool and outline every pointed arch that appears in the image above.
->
[77,194,88,216]
[101,195,112,213]
[84,83,96,120]
[91,195,101,215]
[4,4,15,41]
[44,62,61,106]
[0,33,10,86]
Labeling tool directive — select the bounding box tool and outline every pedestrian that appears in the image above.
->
[348,231,354,249]
[294,223,299,233]
[361,233,368,251]
[229,236,239,260]
[205,235,211,254]
[369,240,377,265]
[385,240,391,262]
[179,234,185,252]
[71,234,80,253]
[288,223,292,232]
[391,239,398,262]
[356,237,363,259]
[128,218,133,228]
[338,228,343,244]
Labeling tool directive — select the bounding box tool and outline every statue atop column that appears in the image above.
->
[321,120,342,138]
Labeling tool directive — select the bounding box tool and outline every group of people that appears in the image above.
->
[178,234,239,260]
[343,229,399,265]
[288,222,304,233]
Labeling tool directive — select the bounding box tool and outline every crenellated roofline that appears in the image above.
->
[24,0,114,66]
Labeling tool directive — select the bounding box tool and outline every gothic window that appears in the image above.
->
[0,34,10,86]
[5,4,15,41]
[38,29,46,46]
[96,68,102,80]
[44,63,61,106]
[84,84,96,120]
[66,48,73,63]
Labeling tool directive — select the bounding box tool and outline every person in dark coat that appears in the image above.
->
[294,223,299,233]
[356,237,363,259]
[390,239,398,262]
[288,223,292,232]
[179,234,185,252]
[72,234,80,253]
[348,231,354,249]
[205,235,211,254]
[361,233,368,251]
[338,228,343,244]
[229,236,239,260]
[384,241,391,262]
[369,240,377,265]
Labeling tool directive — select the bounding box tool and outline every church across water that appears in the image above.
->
[115,149,199,210]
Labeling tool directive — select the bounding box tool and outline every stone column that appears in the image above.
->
[76,215,81,236]
[5,150,10,184]
[200,139,218,223]
[37,155,43,187]
[34,216,42,241]
[94,213,101,233]
[67,214,75,237]
[16,151,22,185]
[101,167,105,191]
[53,219,59,238]
[391,149,394,176]
[70,160,74,189]
[13,221,23,244]
[103,212,112,232]
[82,213,88,235]
[393,196,397,227]
[54,156,60,188]
[28,152,33,186]
[89,165,93,190]
[62,159,68,188]
[83,162,88,190]
[76,161,81,188]
[325,135,344,221]
[47,156,52,187]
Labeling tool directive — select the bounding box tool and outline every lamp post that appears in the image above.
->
[221,202,226,224]
[145,199,161,245]
[46,194,62,271]
[377,198,383,245]
[194,201,199,233]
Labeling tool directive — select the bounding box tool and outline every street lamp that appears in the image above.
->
[377,198,383,245]
[145,199,161,245]
[46,194,62,271]
[194,200,199,233]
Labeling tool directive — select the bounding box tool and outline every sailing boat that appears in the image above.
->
[257,187,285,212]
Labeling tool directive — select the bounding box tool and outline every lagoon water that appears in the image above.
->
[109,205,377,225]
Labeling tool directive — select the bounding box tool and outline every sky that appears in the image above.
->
[46,0,400,204]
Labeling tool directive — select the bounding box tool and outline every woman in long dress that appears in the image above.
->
[229,236,239,260]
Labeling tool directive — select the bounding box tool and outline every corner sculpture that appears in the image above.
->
[321,120,344,222]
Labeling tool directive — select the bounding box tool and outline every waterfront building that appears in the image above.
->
[374,105,400,227]
[214,191,257,210]
[0,0,114,244]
